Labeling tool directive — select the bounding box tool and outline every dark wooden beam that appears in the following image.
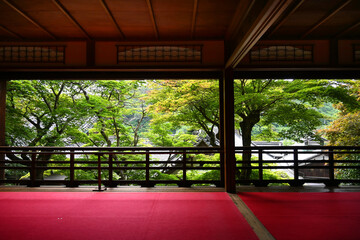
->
[2,0,57,40]
[335,20,360,38]
[330,39,338,66]
[0,70,223,80]
[52,0,92,40]
[191,0,198,39]
[301,0,352,39]
[226,0,293,69]
[86,40,96,67]
[223,68,236,193]
[234,68,360,79]
[0,24,23,39]
[99,0,125,39]
[267,0,306,38]
[146,0,159,39]
[225,0,255,41]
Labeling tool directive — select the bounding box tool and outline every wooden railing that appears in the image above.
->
[1,146,359,188]
[235,146,360,187]
[0,146,223,188]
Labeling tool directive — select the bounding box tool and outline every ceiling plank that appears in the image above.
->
[145,0,159,39]
[267,0,306,38]
[0,24,23,39]
[301,0,352,39]
[51,0,92,40]
[191,0,198,39]
[335,20,360,38]
[225,0,256,41]
[2,0,57,40]
[226,0,294,69]
[99,0,125,39]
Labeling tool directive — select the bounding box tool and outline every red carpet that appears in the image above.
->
[238,192,360,240]
[0,192,257,240]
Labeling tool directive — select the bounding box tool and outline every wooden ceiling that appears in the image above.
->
[0,0,358,42]
[0,0,359,72]
[0,0,239,41]
[265,0,360,40]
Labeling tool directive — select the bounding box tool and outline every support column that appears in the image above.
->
[218,77,225,188]
[0,80,7,181]
[222,68,236,193]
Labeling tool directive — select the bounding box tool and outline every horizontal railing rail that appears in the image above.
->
[1,145,359,188]
[235,146,360,187]
[0,146,223,188]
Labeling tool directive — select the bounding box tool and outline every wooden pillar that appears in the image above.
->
[0,80,7,180]
[218,77,225,187]
[222,68,236,193]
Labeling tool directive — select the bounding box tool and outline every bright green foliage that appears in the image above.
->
[322,111,360,146]
[187,154,221,182]
[72,80,146,147]
[234,79,358,180]
[146,80,219,146]
[320,81,360,181]
[5,80,149,181]
[5,79,359,184]
[6,80,86,147]
[145,123,197,147]
[322,111,360,181]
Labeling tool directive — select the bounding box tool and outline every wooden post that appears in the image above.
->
[258,149,263,181]
[218,77,225,187]
[0,80,6,181]
[290,148,302,187]
[182,151,188,187]
[326,147,337,187]
[108,151,114,187]
[144,150,152,187]
[66,150,76,187]
[29,151,37,187]
[223,68,236,193]
[93,153,106,191]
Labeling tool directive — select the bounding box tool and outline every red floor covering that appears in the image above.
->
[238,192,360,240]
[0,192,257,240]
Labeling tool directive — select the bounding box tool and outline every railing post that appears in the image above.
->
[146,150,150,185]
[142,150,154,187]
[254,149,267,187]
[179,150,190,187]
[259,149,263,181]
[107,151,116,187]
[326,147,337,187]
[66,150,77,187]
[93,153,106,191]
[291,148,302,187]
[28,150,39,187]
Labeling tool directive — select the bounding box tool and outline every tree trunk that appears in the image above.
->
[239,123,253,180]
[239,112,260,180]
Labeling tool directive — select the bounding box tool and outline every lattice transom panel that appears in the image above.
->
[0,46,65,63]
[117,45,202,63]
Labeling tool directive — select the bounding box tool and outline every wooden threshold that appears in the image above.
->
[228,193,275,240]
